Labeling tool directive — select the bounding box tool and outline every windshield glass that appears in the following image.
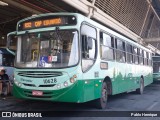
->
[16,30,79,68]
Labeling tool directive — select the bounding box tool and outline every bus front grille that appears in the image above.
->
[23,83,36,87]
[39,84,56,87]
[23,83,56,87]
[17,71,63,78]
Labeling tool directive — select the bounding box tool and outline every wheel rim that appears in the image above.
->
[102,87,107,102]
[101,83,107,106]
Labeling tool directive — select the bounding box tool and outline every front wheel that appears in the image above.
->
[136,78,144,94]
[95,82,108,109]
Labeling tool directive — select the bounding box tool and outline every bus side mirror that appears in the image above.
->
[82,35,88,58]
[82,35,87,51]
[7,32,17,50]
[82,35,93,50]
[81,35,93,58]
[87,37,93,49]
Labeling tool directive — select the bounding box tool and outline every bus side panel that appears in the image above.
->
[94,79,102,99]
[144,68,153,86]
[55,80,85,102]
[129,64,140,91]
[83,79,95,102]
[111,64,153,95]
[110,62,132,95]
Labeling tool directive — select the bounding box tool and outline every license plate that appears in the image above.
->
[32,91,43,96]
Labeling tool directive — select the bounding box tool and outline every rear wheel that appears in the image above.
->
[136,78,144,94]
[95,82,108,109]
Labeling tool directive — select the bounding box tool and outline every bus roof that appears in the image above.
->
[16,12,151,53]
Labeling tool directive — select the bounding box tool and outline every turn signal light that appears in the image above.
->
[70,77,75,83]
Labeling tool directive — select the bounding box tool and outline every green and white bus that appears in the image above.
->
[153,55,160,81]
[10,13,153,109]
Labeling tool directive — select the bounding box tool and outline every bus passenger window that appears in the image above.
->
[115,39,126,62]
[133,47,138,64]
[100,32,114,60]
[146,52,149,65]
[148,53,152,66]
[126,43,133,63]
[143,51,147,65]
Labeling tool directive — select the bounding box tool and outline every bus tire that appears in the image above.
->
[136,77,144,94]
[95,82,108,109]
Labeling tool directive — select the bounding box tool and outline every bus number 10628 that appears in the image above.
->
[43,78,57,84]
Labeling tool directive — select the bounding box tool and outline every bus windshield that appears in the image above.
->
[16,30,79,68]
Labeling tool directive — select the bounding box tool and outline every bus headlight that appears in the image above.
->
[14,80,18,85]
[70,77,75,83]
[64,81,68,87]
[18,82,22,87]
[56,84,61,89]
[14,80,22,87]
[70,75,77,83]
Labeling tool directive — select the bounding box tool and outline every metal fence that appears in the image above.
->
[86,0,160,40]
[145,28,160,38]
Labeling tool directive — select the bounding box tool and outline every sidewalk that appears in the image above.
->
[0,96,21,111]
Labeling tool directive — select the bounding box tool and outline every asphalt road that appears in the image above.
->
[1,82,160,120]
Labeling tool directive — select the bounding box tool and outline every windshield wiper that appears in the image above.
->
[55,27,62,40]
[23,31,30,63]
[23,43,31,63]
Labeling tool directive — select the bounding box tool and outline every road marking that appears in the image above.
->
[146,102,159,110]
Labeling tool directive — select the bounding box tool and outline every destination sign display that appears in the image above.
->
[23,18,62,29]
[18,15,77,31]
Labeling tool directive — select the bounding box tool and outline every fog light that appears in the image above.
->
[64,81,68,87]
[14,80,22,87]
[70,77,75,83]
[18,82,22,87]
[73,75,77,78]
[57,84,61,89]
[14,80,18,85]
